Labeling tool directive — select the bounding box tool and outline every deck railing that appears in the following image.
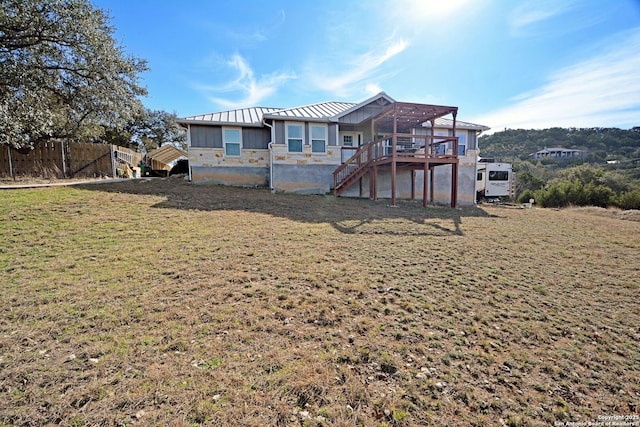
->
[333,134,458,194]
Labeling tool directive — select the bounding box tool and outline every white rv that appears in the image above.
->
[476,161,513,202]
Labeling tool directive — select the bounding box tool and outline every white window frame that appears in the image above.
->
[310,124,327,153]
[286,122,304,153]
[457,132,467,156]
[222,127,242,156]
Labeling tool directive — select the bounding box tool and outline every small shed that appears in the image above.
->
[146,145,188,176]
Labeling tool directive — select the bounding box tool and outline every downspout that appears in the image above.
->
[263,119,274,192]
[473,128,486,205]
[186,124,192,182]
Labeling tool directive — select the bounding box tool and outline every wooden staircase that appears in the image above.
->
[333,140,388,195]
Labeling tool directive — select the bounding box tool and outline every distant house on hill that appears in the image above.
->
[531,147,586,160]
[177,92,490,207]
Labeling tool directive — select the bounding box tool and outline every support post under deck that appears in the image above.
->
[423,161,429,207]
[452,110,459,208]
[411,171,416,200]
[451,162,458,208]
[368,163,377,200]
[430,168,435,204]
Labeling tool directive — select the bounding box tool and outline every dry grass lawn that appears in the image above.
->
[1,177,639,426]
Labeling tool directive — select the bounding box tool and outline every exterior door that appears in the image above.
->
[339,131,362,163]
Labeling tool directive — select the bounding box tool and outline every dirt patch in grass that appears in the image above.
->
[1,178,639,426]
[568,206,640,222]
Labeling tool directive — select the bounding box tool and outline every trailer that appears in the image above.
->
[476,161,513,202]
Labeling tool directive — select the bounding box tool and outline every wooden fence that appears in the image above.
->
[0,142,141,179]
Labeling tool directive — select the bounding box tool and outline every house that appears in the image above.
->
[177,92,489,207]
[530,147,586,160]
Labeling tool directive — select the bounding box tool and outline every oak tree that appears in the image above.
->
[0,0,148,152]
[132,109,187,152]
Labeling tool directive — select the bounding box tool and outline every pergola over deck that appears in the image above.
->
[333,101,460,207]
[373,102,458,134]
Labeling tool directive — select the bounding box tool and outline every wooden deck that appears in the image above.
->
[333,135,460,207]
[333,101,460,207]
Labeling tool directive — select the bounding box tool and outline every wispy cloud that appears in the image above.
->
[197,54,296,109]
[305,38,409,97]
[508,0,577,36]
[472,28,640,132]
[226,9,286,44]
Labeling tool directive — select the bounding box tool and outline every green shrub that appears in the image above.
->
[534,179,614,208]
[584,183,613,208]
[535,184,567,208]
[612,190,640,210]
[516,189,536,204]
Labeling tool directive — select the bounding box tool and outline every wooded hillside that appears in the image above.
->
[478,127,640,162]
[477,127,640,209]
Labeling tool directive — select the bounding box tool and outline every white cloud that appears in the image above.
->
[199,54,296,109]
[472,28,640,132]
[306,38,409,97]
[508,0,577,36]
[365,83,383,96]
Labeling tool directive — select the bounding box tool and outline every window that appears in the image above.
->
[286,123,303,152]
[468,132,477,151]
[342,135,354,147]
[457,133,467,156]
[311,125,327,153]
[488,171,509,181]
[223,128,241,156]
[434,131,448,155]
[384,139,393,155]
[477,172,483,181]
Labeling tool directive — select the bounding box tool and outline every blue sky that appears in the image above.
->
[94,0,640,133]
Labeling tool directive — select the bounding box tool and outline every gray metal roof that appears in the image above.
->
[333,92,396,120]
[424,117,490,132]
[177,94,489,131]
[178,107,283,127]
[263,102,356,122]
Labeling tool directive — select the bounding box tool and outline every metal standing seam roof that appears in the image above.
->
[178,102,359,126]
[178,107,284,127]
[425,117,491,132]
[177,95,489,130]
[263,101,357,121]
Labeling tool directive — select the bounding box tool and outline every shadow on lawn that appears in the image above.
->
[78,178,495,236]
